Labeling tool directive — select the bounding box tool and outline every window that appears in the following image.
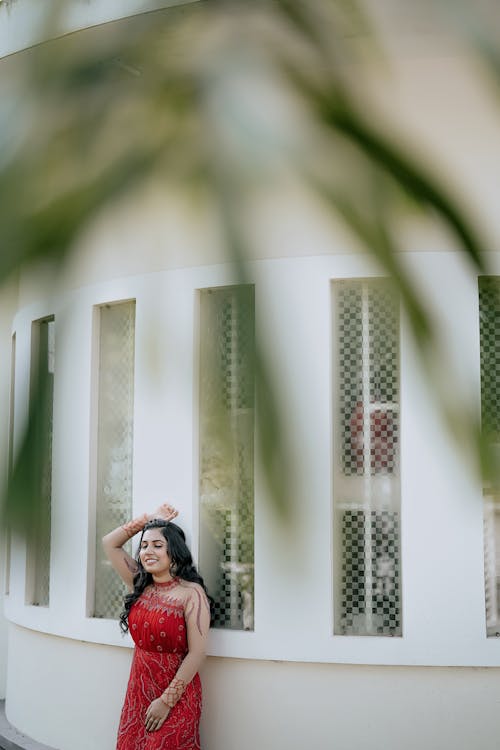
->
[92,301,135,619]
[333,279,401,636]
[479,277,500,636]
[26,319,54,607]
[198,286,255,630]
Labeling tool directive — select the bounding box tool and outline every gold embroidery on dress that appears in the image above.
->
[136,586,186,618]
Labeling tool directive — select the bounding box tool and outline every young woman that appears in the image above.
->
[103,504,211,750]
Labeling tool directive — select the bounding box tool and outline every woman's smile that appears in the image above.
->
[139,529,172,579]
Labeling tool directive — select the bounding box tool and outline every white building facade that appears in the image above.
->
[2,2,500,749]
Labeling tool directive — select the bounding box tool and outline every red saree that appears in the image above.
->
[117,580,202,750]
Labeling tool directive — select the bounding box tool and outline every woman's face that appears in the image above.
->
[139,528,172,579]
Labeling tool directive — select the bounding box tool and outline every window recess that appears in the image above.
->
[332,279,401,637]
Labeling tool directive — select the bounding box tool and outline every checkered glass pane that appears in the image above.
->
[26,318,54,607]
[199,286,255,631]
[479,277,500,635]
[94,302,135,619]
[333,280,401,636]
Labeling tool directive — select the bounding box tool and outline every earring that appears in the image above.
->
[169,562,177,576]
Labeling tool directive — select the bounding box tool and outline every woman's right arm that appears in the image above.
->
[102,515,148,591]
[102,503,179,591]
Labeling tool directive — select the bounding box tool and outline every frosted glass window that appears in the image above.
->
[479,277,500,636]
[333,279,401,636]
[93,301,135,619]
[199,286,255,631]
[26,319,54,607]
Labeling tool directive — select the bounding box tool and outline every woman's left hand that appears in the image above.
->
[145,698,170,733]
[149,503,178,523]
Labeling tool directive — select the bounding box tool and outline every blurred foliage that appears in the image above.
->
[2,0,500,531]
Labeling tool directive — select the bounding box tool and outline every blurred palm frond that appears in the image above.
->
[1,0,499,529]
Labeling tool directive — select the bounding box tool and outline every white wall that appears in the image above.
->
[0,278,18,699]
[2,250,494,666]
[6,624,131,749]
[7,623,500,750]
[201,656,500,750]
[0,537,7,699]
[3,6,500,750]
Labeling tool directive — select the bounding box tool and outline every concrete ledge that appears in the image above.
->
[0,702,55,750]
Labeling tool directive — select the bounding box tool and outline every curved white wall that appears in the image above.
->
[0,280,18,700]
[3,249,496,667]
[3,6,500,749]
[7,624,500,750]
[6,624,131,749]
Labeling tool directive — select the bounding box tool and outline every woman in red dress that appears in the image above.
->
[103,504,211,750]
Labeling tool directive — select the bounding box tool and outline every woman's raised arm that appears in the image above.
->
[102,504,179,590]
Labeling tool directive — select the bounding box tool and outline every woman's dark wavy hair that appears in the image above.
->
[119,519,213,633]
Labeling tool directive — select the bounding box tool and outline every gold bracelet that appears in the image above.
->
[160,678,186,709]
[121,514,147,539]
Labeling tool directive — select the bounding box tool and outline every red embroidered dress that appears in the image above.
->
[117,580,202,750]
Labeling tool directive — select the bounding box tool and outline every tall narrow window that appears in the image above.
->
[199,286,255,631]
[479,277,500,636]
[26,319,54,607]
[333,279,401,636]
[5,332,16,595]
[93,301,135,619]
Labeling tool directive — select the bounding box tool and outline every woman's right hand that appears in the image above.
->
[148,503,178,523]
